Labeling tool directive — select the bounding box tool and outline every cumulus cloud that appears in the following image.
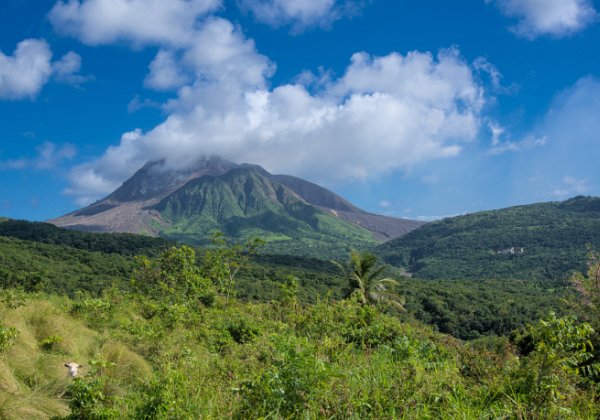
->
[144,50,190,91]
[0,39,52,100]
[0,39,85,100]
[52,51,81,76]
[49,0,222,46]
[0,142,77,170]
[488,0,597,38]
[52,51,91,86]
[237,0,363,32]
[66,36,486,204]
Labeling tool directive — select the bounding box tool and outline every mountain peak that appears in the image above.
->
[50,157,423,255]
[105,156,238,203]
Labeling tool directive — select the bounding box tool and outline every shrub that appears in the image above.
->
[132,246,216,308]
[61,377,118,419]
[226,317,260,344]
[0,325,18,351]
[134,369,193,419]
[238,335,330,417]
[39,334,63,351]
[511,312,599,406]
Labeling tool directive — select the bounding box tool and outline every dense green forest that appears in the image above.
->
[0,245,599,418]
[377,196,600,281]
[0,219,172,256]
[0,220,569,340]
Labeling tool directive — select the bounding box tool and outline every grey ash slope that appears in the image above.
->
[51,157,237,234]
[272,174,422,240]
[51,157,423,257]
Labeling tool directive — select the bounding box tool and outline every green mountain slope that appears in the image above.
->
[154,166,377,258]
[50,158,422,256]
[376,196,600,280]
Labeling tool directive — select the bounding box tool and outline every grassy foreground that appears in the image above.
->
[0,291,598,418]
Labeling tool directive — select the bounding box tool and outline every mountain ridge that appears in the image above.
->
[51,157,422,257]
[376,195,600,280]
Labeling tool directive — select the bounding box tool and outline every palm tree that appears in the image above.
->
[332,250,405,310]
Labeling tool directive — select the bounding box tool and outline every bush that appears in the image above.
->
[226,317,260,344]
[238,335,330,417]
[39,334,63,351]
[0,324,18,351]
[511,312,599,407]
[61,377,119,419]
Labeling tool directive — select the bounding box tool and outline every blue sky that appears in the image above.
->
[1,0,600,221]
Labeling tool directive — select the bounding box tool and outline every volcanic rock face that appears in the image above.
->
[50,157,423,244]
[51,157,238,235]
[106,157,238,203]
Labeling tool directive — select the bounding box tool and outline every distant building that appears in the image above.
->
[497,247,525,255]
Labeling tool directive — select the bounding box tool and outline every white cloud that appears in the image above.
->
[52,51,90,85]
[237,0,362,32]
[127,95,161,113]
[488,121,505,146]
[0,39,85,100]
[34,142,77,169]
[52,51,81,76]
[0,142,77,170]
[0,39,52,100]
[180,17,275,89]
[473,57,502,89]
[66,38,486,204]
[49,0,222,47]
[473,57,518,94]
[489,134,546,154]
[144,50,189,91]
[488,0,597,38]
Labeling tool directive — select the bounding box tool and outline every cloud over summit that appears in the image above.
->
[66,41,486,204]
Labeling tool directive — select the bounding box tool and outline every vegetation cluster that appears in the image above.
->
[0,220,570,340]
[377,196,600,281]
[0,244,599,418]
[1,218,599,417]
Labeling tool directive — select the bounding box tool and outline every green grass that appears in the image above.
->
[0,289,597,419]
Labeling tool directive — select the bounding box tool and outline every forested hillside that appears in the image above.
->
[0,220,569,340]
[0,219,172,256]
[377,196,600,280]
[0,245,598,418]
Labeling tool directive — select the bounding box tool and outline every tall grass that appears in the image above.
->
[0,290,598,419]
